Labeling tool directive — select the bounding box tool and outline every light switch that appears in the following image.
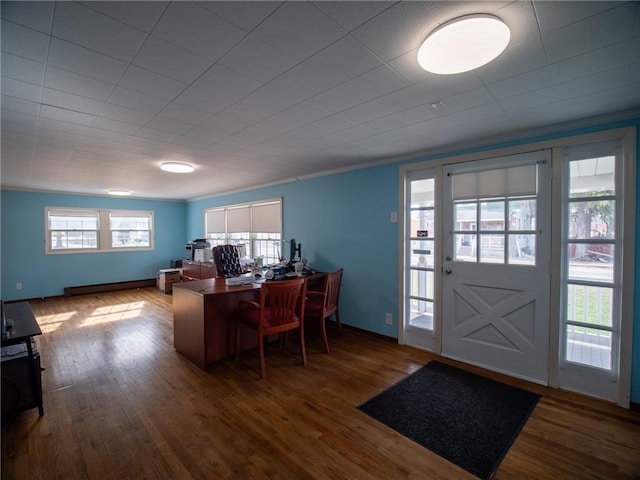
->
[390,211,398,223]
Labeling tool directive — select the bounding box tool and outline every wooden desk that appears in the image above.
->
[173,279,261,369]
[1,302,44,418]
[172,272,327,370]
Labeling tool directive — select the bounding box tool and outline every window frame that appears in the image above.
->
[203,198,282,264]
[45,207,154,254]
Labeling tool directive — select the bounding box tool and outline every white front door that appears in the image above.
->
[441,151,551,384]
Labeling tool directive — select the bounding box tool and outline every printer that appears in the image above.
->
[185,239,211,261]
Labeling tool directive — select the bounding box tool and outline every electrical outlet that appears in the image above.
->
[16,282,23,290]
[385,313,393,325]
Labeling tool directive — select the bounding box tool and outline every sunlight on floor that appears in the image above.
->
[81,301,145,327]
[36,312,76,333]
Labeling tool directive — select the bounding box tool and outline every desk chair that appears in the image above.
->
[304,268,343,353]
[213,244,244,278]
[236,278,307,379]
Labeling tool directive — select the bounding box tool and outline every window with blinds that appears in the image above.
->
[451,163,538,265]
[204,199,282,264]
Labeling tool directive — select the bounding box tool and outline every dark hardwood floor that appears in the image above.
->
[2,288,639,479]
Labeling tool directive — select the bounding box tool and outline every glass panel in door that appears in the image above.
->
[559,148,622,401]
[404,171,438,351]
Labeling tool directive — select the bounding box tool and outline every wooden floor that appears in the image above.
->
[2,288,639,480]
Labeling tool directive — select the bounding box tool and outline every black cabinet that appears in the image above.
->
[1,302,43,427]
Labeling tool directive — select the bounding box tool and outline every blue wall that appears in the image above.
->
[1,190,186,300]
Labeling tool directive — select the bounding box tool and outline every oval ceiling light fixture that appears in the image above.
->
[160,161,195,173]
[108,189,131,196]
[417,14,510,75]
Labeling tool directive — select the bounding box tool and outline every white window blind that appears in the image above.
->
[227,206,251,233]
[252,202,281,232]
[452,164,537,200]
[205,209,225,234]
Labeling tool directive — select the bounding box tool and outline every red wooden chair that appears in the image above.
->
[304,269,343,353]
[236,278,307,379]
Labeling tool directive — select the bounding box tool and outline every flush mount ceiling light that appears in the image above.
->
[417,14,510,75]
[108,189,131,196]
[160,161,194,173]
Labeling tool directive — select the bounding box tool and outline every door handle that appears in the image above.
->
[445,255,452,261]
[443,268,452,275]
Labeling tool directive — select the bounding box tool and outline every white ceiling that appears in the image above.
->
[1,1,639,201]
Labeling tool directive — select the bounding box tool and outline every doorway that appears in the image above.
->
[399,127,636,406]
[440,151,551,383]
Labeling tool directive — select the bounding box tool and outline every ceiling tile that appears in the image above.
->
[172,86,234,116]
[52,2,148,62]
[551,41,632,84]
[117,65,188,101]
[350,2,437,62]
[79,1,168,32]
[151,2,246,61]
[251,2,346,62]
[1,19,50,63]
[340,102,390,124]
[0,77,43,102]
[498,85,558,113]
[218,35,299,84]
[534,1,629,33]
[47,38,128,84]
[0,1,54,33]
[475,37,548,84]
[42,88,104,115]
[192,64,261,101]
[1,52,45,84]
[158,102,212,125]
[361,113,410,134]
[107,87,168,114]
[90,116,139,135]
[132,36,213,84]
[312,1,394,32]
[196,1,279,32]
[290,35,385,90]
[203,103,269,136]
[44,66,115,102]
[487,66,555,100]
[83,127,131,145]
[97,103,154,126]
[543,3,637,63]
[134,126,180,143]
[143,116,194,136]
[1,110,38,129]
[40,105,96,126]
[554,67,626,100]
[310,65,411,112]
[1,95,41,116]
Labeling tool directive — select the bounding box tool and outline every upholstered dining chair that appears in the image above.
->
[236,278,307,379]
[304,268,343,353]
[212,244,244,278]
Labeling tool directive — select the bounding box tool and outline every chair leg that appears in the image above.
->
[235,320,241,360]
[321,317,330,354]
[258,333,267,379]
[299,326,307,366]
[334,310,343,337]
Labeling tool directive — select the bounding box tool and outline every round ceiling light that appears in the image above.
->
[160,162,195,173]
[417,14,510,75]
[108,189,131,196]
